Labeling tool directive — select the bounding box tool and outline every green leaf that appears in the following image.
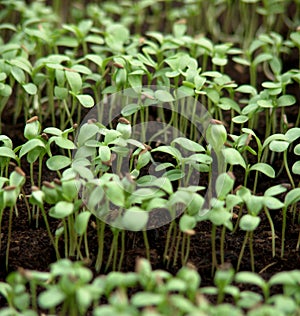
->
[187,193,204,216]
[206,88,219,104]
[250,163,275,178]
[270,57,282,76]
[85,54,103,67]
[232,115,249,124]
[77,123,99,146]
[269,270,300,286]
[257,99,273,108]
[31,189,44,206]
[263,196,284,209]
[66,70,82,93]
[50,201,74,219]
[269,140,289,152]
[0,83,12,97]
[216,173,235,200]
[277,95,296,107]
[239,214,260,231]
[212,57,227,66]
[201,71,222,78]
[154,90,174,102]
[185,153,212,165]
[291,31,300,46]
[292,161,300,175]
[179,214,196,232]
[38,287,66,308]
[22,83,37,95]
[163,169,185,181]
[11,66,25,83]
[121,103,140,116]
[24,119,41,140]
[54,86,68,100]
[253,53,272,66]
[151,145,182,161]
[122,207,148,231]
[232,56,250,66]
[285,127,300,143]
[206,123,227,151]
[0,147,17,160]
[76,94,94,108]
[263,133,288,149]
[222,148,246,169]
[235,271,266,288]
[294,144,300,155]
[46,155,71,170]
[99,145,111,162]
[131,292,164,307]
[136,151,151,170]
[105,182,125,206]
[19,139,45,158]
[140,176,173,195]
[208,207,232,226]
[75,211,91,236]
[226,194,243,210]
[55,36,78,47]
[284,188,300,207]
[264,184,287,197]
[86,186,104,211]
[172,137,205,152]
[54,137,76,149]
[44,127,62,136]
[262,81,282,89]
[220,98,240,112]
[235,85,257,95]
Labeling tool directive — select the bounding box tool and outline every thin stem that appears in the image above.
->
[84,230,90,259]
[112,230,119,271]
[30,163,35,187]
[167,222,177,269]
[284,150,295,188]
[249,231,255,272]
[296,230,300,252]
[173,229,182,267]
[6,206,13,270]
[237,231,248,271]
[95,219,105,272]
[38,155,43,188]
[281,206,287,258]
[30,281,37,311]
[264,207,276,257]
[63,219,68,258]
[211,224,217,275]
[181,232,187,265]
[220,225,226,265]
[118,230,125,271]
[143,230,150,261]
[41,205,60,259]
[183,234,191,265]
[68,214,76,257]
[163,220,174,264]
[105,229,118,272]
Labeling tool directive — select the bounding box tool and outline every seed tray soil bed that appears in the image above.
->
[0,102,300,305]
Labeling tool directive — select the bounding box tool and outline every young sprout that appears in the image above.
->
[0,135,19,177]
[16,116,48,187]
[236,186,263,272]
[206,119,227,189]
[2,166,26,270]
[281,187,300,257]
[30,185,60,259]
